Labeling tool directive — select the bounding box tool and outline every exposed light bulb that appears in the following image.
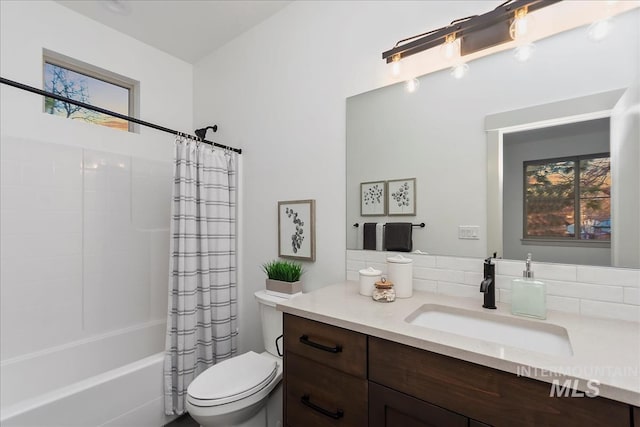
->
[510,7,530,40]
[405,78,420,93]
[514,43,536,62]
[588,19,611,42]
[102,0,132,15]
[440,34,460,60]
[450,63,469,79]
[391,55,401,77]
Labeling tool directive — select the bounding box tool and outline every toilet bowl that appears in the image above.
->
[186,291,291,427]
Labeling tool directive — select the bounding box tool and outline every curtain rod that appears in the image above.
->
[0,77,242,154]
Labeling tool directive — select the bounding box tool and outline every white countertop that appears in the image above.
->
[276,281,640,406]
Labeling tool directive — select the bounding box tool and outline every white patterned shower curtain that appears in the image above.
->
[164,137,238,415]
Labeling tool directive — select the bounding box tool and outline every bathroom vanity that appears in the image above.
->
[277,282,640,427]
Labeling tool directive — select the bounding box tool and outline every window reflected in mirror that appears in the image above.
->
[524,154,610,241]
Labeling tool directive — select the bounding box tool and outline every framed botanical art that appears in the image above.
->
[360,181,386,216]
[387,178,416,216]
[278,199,316,261]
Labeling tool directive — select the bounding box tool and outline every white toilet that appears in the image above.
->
[186,290,290,427]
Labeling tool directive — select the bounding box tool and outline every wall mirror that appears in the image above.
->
[346,8,639,268]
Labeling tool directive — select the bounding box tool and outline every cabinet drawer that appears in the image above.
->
[286,352,368,427]
[369,337,629,427]
[284,314,367,378]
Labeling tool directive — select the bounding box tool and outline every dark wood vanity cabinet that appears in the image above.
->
[369,382,468,427]
[369,337,630,427]
[283,314,636,427]
[283,314,368,427]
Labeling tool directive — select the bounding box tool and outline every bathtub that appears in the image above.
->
[0,320,175,426]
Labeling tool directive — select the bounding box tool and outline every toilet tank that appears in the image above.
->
[254,291,292,357]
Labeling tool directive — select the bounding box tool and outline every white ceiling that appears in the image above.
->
[55,0,292,64]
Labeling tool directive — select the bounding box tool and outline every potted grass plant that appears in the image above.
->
[262,259,304,295]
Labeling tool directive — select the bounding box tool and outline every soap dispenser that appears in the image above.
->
[510,253,546,319]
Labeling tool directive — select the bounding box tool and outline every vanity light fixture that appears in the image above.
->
[513,43,536,61]
[382,0,560,70]
[405,78,420,93]
[509,7,530,40]
[101,0,132,16]
[391,54,401,76]
[450,63,469,79]
[588,19,612,42]
[440,33,460,60]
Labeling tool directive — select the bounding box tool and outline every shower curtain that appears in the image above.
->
[164,137,238,415]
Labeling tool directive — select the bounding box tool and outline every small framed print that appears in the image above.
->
[278,199,316,261]
[387,178,416,216]
[360,181,386,216]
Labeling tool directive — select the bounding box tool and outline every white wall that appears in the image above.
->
[0,0,192,361]
[193,0,507,353]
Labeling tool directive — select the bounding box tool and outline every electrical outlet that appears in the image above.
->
[458,225,480,240]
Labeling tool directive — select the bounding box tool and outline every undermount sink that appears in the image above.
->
[405,304,573,357]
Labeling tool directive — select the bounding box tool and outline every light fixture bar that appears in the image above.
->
[382,0,561,63]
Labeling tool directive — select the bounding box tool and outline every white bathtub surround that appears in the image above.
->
[346,250,640,322]
[0,324,173,427]
[277,281,640,405]
[164,138,239,415]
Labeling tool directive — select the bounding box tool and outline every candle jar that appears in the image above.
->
[372,277,396,303]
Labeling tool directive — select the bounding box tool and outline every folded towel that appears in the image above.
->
[376,223,384,251]
[356,224,364,250]
[384,223,413,252]
[363,223,377,250]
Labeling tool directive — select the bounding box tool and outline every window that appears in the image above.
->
[42,50,137,132]
[524,153,611,241]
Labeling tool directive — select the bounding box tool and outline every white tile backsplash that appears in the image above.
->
[580,300,640,323]
[346,249,366,261]
[499,289,511,304]
[414,267,465,283]
[494,259,524,277]
[437,282,481,300]
[546,295,581,314]
[623,288,640,306]
[346,270,359,282]
[576,266,640,287]
[545,280,624,303]
[346,259,367,272]
[346,250,640,322]
[363,251,390,264]
[532,263,577,282]
[494,275,516,290]
[435,256,481,272]
[411,254,437,268]
[413,278,437,293]
[463,271,483,287]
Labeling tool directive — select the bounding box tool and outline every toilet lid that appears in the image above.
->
[187,351,278,406]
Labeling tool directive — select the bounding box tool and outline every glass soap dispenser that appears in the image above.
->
[511,253,546,319]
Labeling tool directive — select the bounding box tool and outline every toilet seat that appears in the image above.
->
[187,351,278,407]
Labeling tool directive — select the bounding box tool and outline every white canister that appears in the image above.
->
[386,255,413,298]
[359,267,382,296]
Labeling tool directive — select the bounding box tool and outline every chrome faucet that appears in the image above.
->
[480,253,497,309]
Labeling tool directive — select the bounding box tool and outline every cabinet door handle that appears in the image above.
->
[299,335,343,353]
[301,394,344,420]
